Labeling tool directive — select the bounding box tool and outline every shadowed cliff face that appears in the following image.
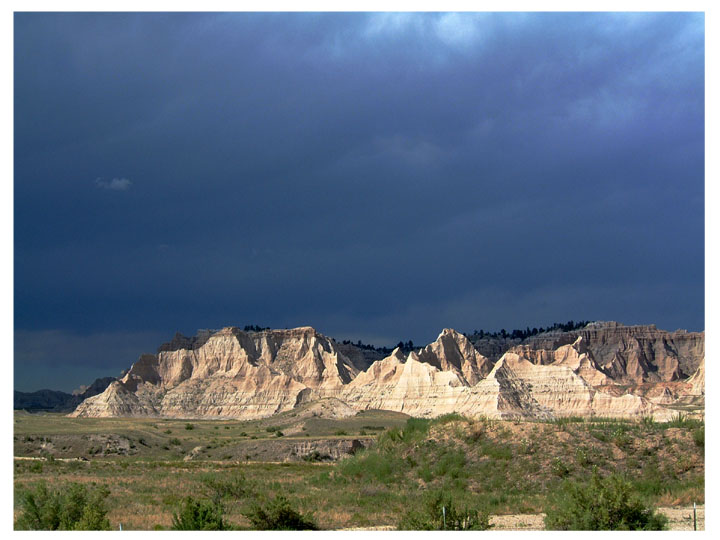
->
[69,322,703,421]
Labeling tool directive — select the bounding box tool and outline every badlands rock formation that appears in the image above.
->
[522,322,704,383]
[71,323,703,421]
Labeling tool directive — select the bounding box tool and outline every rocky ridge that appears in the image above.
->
[14,377,116,412]
[70,322,703,421]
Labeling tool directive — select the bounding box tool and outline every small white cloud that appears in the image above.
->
[434,13,486,49]
[364,13,418,37]
[95,177,132,191]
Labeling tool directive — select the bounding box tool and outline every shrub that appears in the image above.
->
[185,423,194,430]
[200,471,250,503]
[244,495,318,530]
[15,481,111,530]
[302,451,331,462]
[544,470,668,530]
[693,427,704,448]
[171,497,226,530]
[641,416,656,429]
[337,450,405,484]
[433,448,467,480]
[551,458,571,478]
[664,413,703,430]
[398,490,491,530]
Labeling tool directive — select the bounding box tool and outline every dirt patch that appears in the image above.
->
[659,505,704,531]
[488,505,704,531]
[491,513,545,530]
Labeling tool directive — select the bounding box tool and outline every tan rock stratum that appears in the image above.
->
[70,323,703,421]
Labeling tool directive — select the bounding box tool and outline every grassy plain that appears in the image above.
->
[13,410,704,530]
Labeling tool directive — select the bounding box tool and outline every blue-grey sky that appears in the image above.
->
[14,12,704,392]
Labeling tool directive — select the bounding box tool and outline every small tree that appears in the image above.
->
[544,470,668,530]
[15,481,111,530]
[244,495,318,530]
[171,496,226,530]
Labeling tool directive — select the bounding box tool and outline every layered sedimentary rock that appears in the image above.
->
[685,358,705,396]
[488,352,670,419]
[71,327,358,419]
[71,322,702,421]
[553,322,702,383]
[416,329,492,385]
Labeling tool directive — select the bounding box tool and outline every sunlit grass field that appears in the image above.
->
[13,410,704,530]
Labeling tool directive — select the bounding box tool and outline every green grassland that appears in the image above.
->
[13,409,704,530]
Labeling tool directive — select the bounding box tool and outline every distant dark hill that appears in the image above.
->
[14,377,116,412]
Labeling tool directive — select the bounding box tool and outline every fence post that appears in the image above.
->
[442,506,446,530]
[693,502,697,531]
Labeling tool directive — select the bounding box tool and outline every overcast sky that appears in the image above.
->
[14,12,704,392]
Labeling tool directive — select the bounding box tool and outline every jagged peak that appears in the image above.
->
[406,351,420,363]
[390,347,405,360]
[437,328,469,342]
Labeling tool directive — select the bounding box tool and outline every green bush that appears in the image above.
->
[200,471,250,503]
[243,495,318,530]
[433,448,467,480]
[551,457,571,478]
[693,426,704,448]
[337,450,405,484]
[185,423,194,430]
[664,413,702,430]
[15,481,111,530]
[398,490,491,530]
[544,470,668,530]
[171,497,226,530]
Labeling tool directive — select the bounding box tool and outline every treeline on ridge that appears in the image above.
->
[241,320,593,353]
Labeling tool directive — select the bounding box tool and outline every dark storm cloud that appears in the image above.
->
[14,13,704,390]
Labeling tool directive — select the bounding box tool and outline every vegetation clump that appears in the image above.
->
[243,495,318,530]
[15,481,111,530]
[398,490,491,530]
[171,496,226,530]
[544,470,668,530]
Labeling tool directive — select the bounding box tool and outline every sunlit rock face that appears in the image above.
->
[70,327,358,419]
[685,358,705,396]
[70,323,702,421]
